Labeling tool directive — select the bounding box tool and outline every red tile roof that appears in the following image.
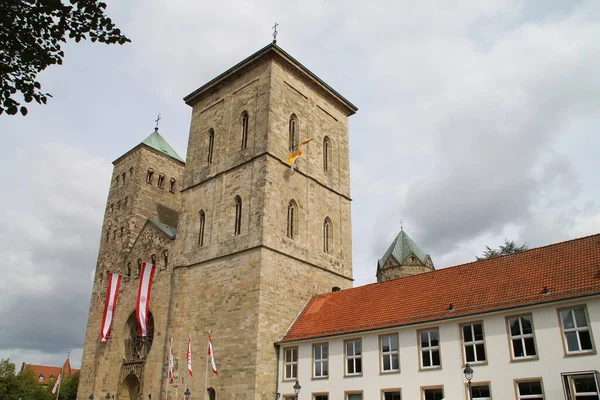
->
[281,233,600,342]
[23,362,79,385]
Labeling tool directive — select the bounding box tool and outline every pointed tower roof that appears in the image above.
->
[377,229,431,269]
[141,129,185,162]
[62,357,72,375]
[113,128,185,164]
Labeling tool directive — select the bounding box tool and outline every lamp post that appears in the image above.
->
[463,363,474,400]
[184,388,191,400]
[293,380,301,400]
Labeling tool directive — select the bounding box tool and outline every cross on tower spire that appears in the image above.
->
[155,113,161,131]
[272,22,279,44]
[400,219,403,231]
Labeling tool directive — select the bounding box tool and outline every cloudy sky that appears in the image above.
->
[2,0,599,370]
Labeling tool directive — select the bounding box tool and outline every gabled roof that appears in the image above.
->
[113,129,185,164]
[378,229,431,269]
[183,42,358,116]
[22,362,79,385]
[280,233,600,342]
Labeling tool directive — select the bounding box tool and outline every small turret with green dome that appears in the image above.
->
[376,227,435,282]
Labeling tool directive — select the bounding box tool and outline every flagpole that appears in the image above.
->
[55,351,68,400]
[204,331,210,400]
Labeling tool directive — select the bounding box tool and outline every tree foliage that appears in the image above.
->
[0,0,130,116]
[0,359,50,400]
[477,239,529,260]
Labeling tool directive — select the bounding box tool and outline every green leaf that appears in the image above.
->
[20,106,28,116]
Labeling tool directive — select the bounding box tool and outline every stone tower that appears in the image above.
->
[376,229,435,282]
[78,43,357,400]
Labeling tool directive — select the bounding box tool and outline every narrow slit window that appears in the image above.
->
[323,136,331,173]
[287,200,297,239]
[198,210,206,246]
[240,111,249,150]
[207,128,215,164]
[169,178,176,193]
[234,196,242,236]
[157,174,165,188]
[323,217,332,253]
[289,114,299,151]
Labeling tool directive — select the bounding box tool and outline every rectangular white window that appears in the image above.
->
[508,315,537,359]
[346,394,362,400]
[314,395,328,400]
[462,322,486,364]
[422,387,444,400]
[419,329,441,368]
[345,339,362,375]
[284,347,297,380]
[383,391,401,400]
[516,380,544,399]
[562,372,600,400]
[381,334,400,372]
[471,384,491,400]
[559,307,595,354]
[313,343,328,378]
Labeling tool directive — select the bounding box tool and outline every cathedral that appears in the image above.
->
[78,41,358,399]
[78,41,600,400]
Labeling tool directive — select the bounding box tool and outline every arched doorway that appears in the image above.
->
[119,373,140,400]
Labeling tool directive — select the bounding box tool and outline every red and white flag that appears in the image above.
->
[50,372,62,396]
[168,338,174,383]
[186,335,193,377]
[100,272,122,342]
[208,332,218,376]
[136,263,156,336]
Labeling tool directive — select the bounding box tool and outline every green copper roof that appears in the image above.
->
[148,218,177,240]
[141,129,184,163]
[378,230,430,269]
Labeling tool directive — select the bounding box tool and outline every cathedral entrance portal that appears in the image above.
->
[118,373,140,400]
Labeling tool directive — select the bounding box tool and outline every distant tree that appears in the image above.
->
[0,0,130,116]
[56,371,79,400]
[0,359,48,400]
[477,239,529,260]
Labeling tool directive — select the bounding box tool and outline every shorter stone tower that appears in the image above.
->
[376,229,434,282]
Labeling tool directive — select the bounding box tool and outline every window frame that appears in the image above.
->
[467,381,492,400]
[323,136,332,173]
[157,174,165,189]
[381,388,401,400]
[146,168,154,184]
[345,391,363,400]
[169,178,176,193]
[312,342,329,379]
[379,333,400,374]
[561,371,600,400]
[460,321,488,365]
[323,217,332,254]
[514,378,545,400]
[344,338,363,377]
[505,314,538,361]
[557,305,596,356]
[313,394,329,400]
[417,327,442,370]
[287,200,298,240]
[421,385,444,400]
[289,114,299,152]
[283,346,298,381]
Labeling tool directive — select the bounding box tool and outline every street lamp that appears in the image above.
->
[184,388,191,400]
[293,380,301,400]
[463,363,474,400]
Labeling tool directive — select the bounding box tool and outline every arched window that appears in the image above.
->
[287,200,298,240]
[124,197,128,208]
[234,196,242,236]
[207,388,216,400]
[146,169,154,184]
[323,217,332,254]
[169,178,176,193]
[207,128,215,164]
[122,172,126,185]
[323,136,332,173]
[157,174,165,188]
[289,114,299,151]
[240,111,249,150]
[198,210,206,246]
[125,311,154,361]
[129,167,134,177]
[115,176,119,187]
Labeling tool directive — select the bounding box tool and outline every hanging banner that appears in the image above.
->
[136,263,156,336]
[100,272,122,342]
